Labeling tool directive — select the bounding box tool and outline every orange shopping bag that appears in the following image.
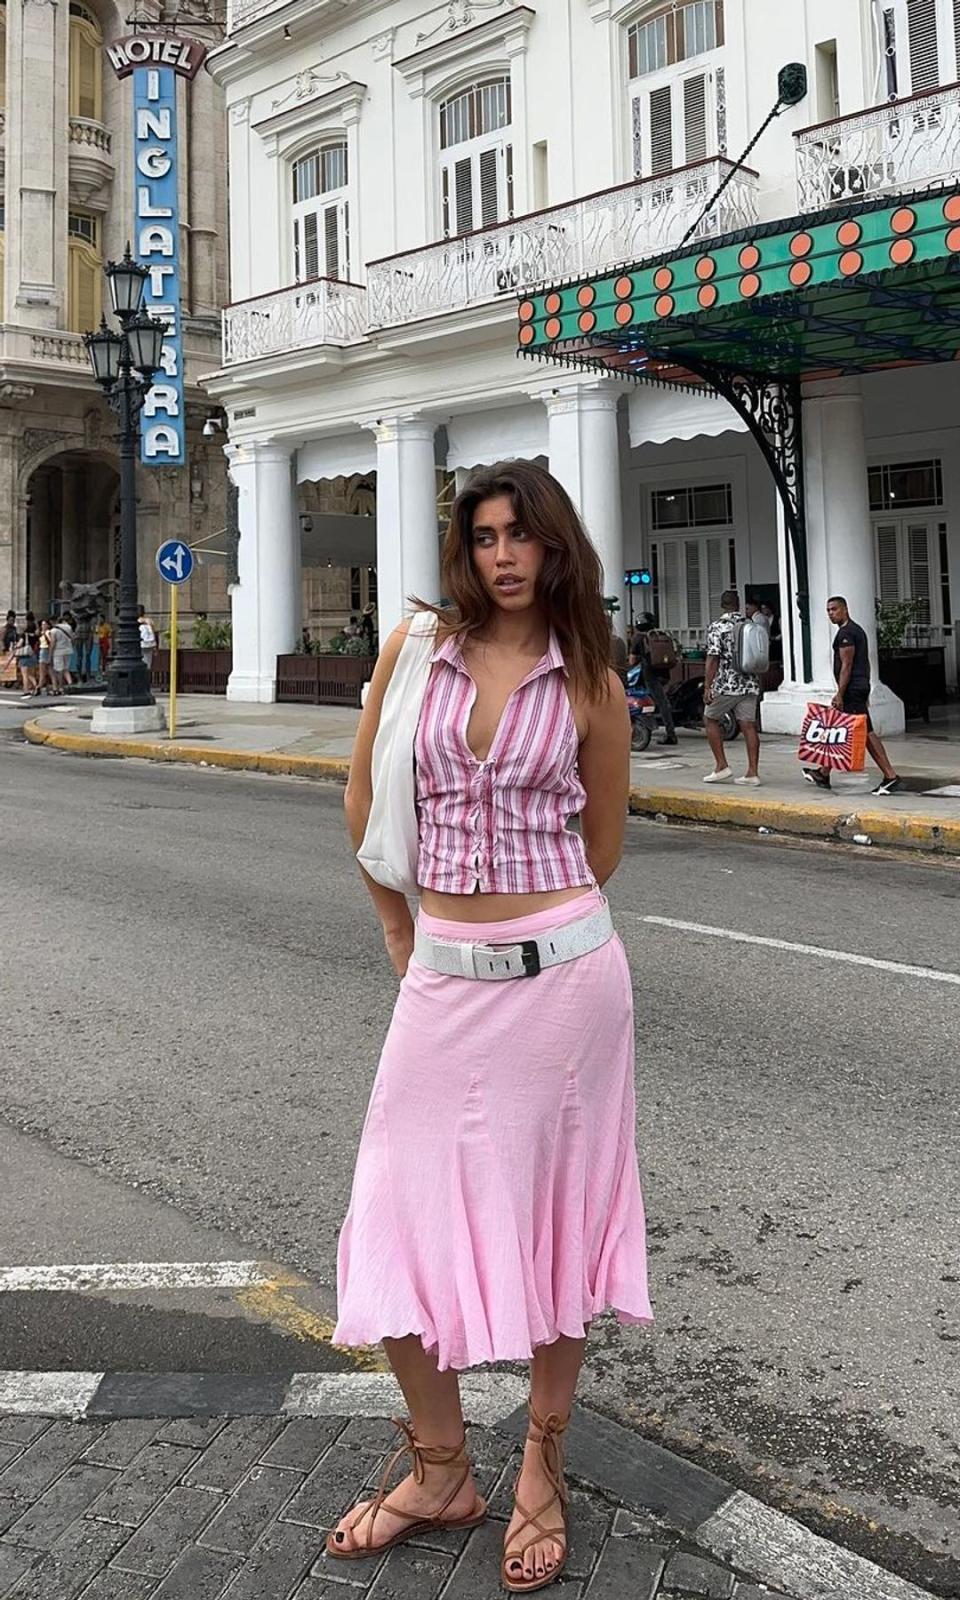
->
[798,702,867,773]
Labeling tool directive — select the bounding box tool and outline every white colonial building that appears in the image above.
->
[206,0,960,728]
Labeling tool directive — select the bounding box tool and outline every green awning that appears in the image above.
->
[517,186,960,385]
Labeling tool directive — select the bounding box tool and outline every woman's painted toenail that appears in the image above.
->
[334,1532,344,1543]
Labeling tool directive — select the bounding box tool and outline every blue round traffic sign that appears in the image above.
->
[156,540,194,585]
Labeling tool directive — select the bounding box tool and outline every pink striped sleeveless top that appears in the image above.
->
[414,626,594,895]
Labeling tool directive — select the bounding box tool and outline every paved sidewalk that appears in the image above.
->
[0,1372,934,1600]
[17,691,960,856]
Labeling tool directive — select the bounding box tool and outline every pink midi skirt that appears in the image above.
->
[333,888,652,1372]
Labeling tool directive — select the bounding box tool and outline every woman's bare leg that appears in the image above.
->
[330,1336,481,1553]
[504,1334,588,1586]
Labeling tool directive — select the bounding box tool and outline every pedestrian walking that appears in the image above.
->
[331,459,651,1592]
[49,615,75,693]
[628,613,678,744]
[138,605,157,670]
[803,595,902,794]
[15,620,38,698]
[1,611,18,687]
[36,619,53,696]
[702,588,762,784]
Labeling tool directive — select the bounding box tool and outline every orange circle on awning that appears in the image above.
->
[653,267,674,291]
[577,284,596,307]
[578,310,596,333]
[519,323,535,345]
[544,316,562,339]
[739,273,761,297]
[790,232,813,257]
[518,300,535,322]
[947,226,960,252]
[943,194,960,222]
[544,292,562,315]
[891,207,916,235]
[739,244,760,269]
[655,294,675,318]
[789,260,812,286]
[698,284,718,309]
[837,220,861,247]
[695,256,716,281]
[890,237,915,265]
[839,249,863,275]
[615,275,634,299]
[615,301,634,325]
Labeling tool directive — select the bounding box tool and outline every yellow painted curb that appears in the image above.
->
[23,719,351,783]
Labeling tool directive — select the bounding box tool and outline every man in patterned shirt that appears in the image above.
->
[703,588,761,785]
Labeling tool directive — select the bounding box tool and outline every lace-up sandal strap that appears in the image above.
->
[526,1404,569,1508]
[361,1417,470,1552]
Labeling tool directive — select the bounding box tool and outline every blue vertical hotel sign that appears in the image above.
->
[134,65,184,466]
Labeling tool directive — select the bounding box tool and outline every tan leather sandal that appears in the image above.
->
[501,1402,570,1593]
[325,1415,487,1560]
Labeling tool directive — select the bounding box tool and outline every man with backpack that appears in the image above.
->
[703,588,769,785]
[628,613,679,745]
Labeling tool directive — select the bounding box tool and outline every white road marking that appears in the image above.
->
[284,1371,528,1426]
[0,1261,277,1294]
[641,915,960,988]
[0,1371,104,1417]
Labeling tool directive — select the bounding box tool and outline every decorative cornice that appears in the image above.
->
[229,98,250,125]
[414,0,511,47]
[253,78,367,149]
[393,5,535,89]
[270,66,349,113]
[371,27,395,61]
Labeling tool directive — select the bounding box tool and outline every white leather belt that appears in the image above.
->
[413,902,614,981]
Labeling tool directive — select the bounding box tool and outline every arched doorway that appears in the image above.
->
[24,451,120,615]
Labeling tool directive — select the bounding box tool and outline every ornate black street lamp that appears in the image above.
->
[83,244,168,721]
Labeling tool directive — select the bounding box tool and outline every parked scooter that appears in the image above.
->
[625,667,657,752]
[627,665,740,745]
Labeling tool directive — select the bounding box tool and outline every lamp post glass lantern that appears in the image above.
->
[83,251,169,725]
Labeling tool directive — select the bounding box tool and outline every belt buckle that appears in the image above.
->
[519,939,541,978]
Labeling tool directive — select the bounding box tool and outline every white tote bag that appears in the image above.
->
[357,609,440,896]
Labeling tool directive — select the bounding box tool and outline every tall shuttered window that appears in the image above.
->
[67,210,102,333]
[69,2,102,122]
[884,0,960,95]
[628,2,723,180]
[439,78,513,237]
[292,142,349,283]
[649,481,734,637]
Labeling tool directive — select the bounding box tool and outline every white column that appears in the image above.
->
[364,416,440,641]
[225,441,300,703]
[538,383,625,636]
[761,379,904,736]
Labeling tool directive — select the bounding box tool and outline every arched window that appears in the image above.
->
[69,1,103,122]
[627,2,723,177]
[68,209,102,333]
[292,141,349,282]
[438,77,513,237]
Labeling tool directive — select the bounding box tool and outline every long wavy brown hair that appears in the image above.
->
[415,460,612,701]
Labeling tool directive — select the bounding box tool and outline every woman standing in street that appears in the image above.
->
[329,460,651,1593]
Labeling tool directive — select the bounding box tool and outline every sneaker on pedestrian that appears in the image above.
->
[735,774,761,786]
[803,767,831,789]
[872,774,904,794]
[703,767,733,783]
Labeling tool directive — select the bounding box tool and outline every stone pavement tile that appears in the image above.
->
[662,1550,735,1597]
[183,1420,284,1493]
[0,1421,51,1449]
[0,1445,21,1475]
[564,1488,616,1581]
[282,1442,386,1532]
[439,1517,524,1599]
[150,1545,241,1599]
[368,1544,454,1598]
[485,1451,522,1519]
[337,1420,398,1453]
[310,1538,388,1589]
[154,1420,227,1450]
[732,1587,791,1600]
[211,1520,321,1600]
[4,1516,128,1600]
[0,1497,29,1536]
[0,1541,38,1595]
[4,1465,117,1550]
[611,1508,668,1540]
[581,1536,668,1599]
[261,1420,346,1474]
[293,1582,372,1599]
[0,1422,101,1499]
[110,1486,223,1577]
[81,1422,163,1470]
[463,1425,514,1499]
[79,1570,158,1599]
[198,1465,302,1554]
[85,1445,196,1528]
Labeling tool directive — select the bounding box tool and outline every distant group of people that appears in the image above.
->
[1,610,97,699]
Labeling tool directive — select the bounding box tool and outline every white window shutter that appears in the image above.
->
[323,204,340,280]
[706,537,725,622]
[302,212,319,281]
[684,540,702,628]
[649,84,673,174]
[908,524,932,620]
[876,523,900,602]
[479,146,500,227]
[683,73,708,163]
[953,0,960,76]
[454,157,474,235]
[659,541,681,629]
[907,0,940,88]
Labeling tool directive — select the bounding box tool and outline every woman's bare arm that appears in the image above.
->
[344,621,415,936]
[578,670,632,887]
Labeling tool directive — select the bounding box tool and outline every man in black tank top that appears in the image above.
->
[803,596,902,794]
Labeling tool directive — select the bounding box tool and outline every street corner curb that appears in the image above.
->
[22,717,351,783]
[627,783,960,857]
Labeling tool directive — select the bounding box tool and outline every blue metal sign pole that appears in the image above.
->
[133,66,185,468]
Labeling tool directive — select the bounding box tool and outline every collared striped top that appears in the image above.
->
[414,626,593,895]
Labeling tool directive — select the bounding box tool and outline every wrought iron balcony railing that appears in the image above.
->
[222,276,367,365]
[366,157,758,331]
[795,81,960,210]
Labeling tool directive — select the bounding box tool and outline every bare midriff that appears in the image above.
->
[418,885,594,924]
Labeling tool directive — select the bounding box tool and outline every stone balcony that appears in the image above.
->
[366,157,759,331]
[795,81,960,210]
[222,276,367,365]
[68,116,115,205]
[1,327,92,381]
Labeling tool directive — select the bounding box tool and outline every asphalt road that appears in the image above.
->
[0,727,957,1594]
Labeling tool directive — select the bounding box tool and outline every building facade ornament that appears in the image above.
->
[415,0,511,46]
[230,98,250,125]
[271,68,349,114]
[371,28,396,61]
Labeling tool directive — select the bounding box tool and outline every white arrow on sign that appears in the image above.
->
[161,544,188,581]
